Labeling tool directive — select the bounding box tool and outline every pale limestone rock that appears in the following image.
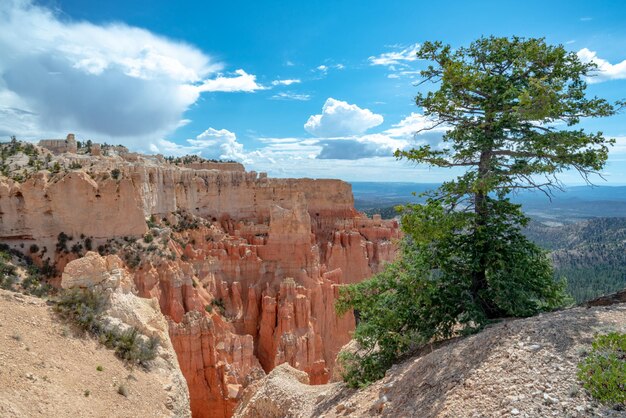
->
[60,252,191,417]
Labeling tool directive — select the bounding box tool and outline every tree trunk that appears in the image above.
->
[471,149,501,318]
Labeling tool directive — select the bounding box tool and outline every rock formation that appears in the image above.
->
[234,302,626,418]
[60,252,191,417]
[0,144,400,417]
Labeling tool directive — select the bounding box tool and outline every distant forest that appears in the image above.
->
[524,218,626,303]
[359,205,626,304]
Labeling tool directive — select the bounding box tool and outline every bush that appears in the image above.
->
[336,204,569,388]
[54,288,159,367]
[110,168,121,180]
[578,332,626,407]
[211,298,226,315]
[143,233,153,244]
[54,288,107,333]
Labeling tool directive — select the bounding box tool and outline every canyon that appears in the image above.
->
[0,142,400,417]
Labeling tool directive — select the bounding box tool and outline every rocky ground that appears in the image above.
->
[0,289,184,417]
[235,303,626,418]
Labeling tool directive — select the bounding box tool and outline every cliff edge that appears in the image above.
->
[234,302,626,418]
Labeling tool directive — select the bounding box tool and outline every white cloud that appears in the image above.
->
[369,43,420,67]
[304,98,383,137]
[198,69,265,92]
[314,114,446,160]
[271,92,311,101]
[313,64,345,76]
[151,128,248,161]
[577,48,626,83]
[0,0,262,142]
[316,134,405,160]
[384,112,446,138]
[271,79,301,86]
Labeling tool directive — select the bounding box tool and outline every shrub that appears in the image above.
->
[29,244,39,254]
[96,365,103,372]
[54,288,107,333]
[56,232,71,252]
[578,332,626,407]
[143,233,153,244]
[54,288,158,366]
[110,168,121,180]
[211,298,226,315]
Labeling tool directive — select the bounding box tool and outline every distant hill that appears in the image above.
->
[351,182,626,303]
[525,218,626,303]
[352,182,626,223]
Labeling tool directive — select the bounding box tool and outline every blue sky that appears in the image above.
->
[1,0,625,183]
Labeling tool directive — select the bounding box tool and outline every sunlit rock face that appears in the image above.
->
[0,151,400,417]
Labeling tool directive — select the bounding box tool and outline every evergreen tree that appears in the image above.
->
[337,36,623,387]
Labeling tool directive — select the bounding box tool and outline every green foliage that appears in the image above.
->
[526,218,626,303]
[577,332,626,407]
[336,36,618,387]
[211,298,226,315]
[0,247,51,296]
[143,233,154,244]
[110,168,121,180]
[56,232,71,252]
[54,288,108,333]
[337,203,568,387]
[165,154,237,165]
[54,288,158,366]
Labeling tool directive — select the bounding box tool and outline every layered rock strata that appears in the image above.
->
[0,150,400,417]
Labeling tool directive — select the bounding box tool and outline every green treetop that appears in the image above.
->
[337,36,623,387]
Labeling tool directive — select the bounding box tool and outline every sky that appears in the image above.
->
[1,0,626,184]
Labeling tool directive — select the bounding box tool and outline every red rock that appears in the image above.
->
[0,156,400,417]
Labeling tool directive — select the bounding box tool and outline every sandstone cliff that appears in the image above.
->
[0,145,400,417]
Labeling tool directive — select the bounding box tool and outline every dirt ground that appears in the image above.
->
[0,289,176,417]
[236,303,626,418]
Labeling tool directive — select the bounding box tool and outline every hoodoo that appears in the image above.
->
[0,140,400,417]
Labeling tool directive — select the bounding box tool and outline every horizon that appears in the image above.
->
[1,0,625,184]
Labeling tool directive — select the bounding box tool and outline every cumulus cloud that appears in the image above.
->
[384,112,446,138]
[317,134,405,159]
[577,48,626,83]
[0,0,262,142]
[369,44,420,67]
[304,98,383,137]
[198,69,266,92]
[151,128,248,161]
[271,79,301,86]
[312,112,447,160]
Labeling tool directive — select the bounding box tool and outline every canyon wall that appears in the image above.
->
[0,153,400,417]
